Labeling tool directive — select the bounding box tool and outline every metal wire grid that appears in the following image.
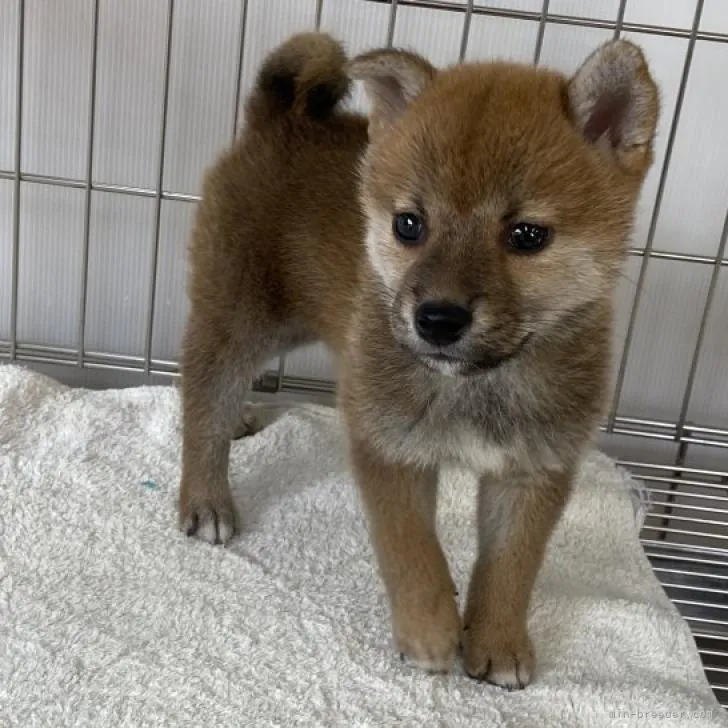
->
[0,0,726,707]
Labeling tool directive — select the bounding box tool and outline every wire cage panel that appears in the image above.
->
[163,0,245,197]
[84,192,156,358]
[0,180,13,342]
[285,344,338,383]
[235,0,320,132]
[616,259,713,422]
[320,0,391,53]
[1,0,727,708]
[688,269,728,427]
[702,0,728,35]
[151,201,194,363]
[611,255,643,374]
[393,5,467,63]
[22,1,94,181]
[0,2,19,172]
[625,0,699,30]
[93,1,171,190]
[464,13,539,62]
[620,33,688,249]
[539,21,612,70]
[654,40,728,257]
[547,1,618,22]
[16,183,85,348]
[600,433,679,468]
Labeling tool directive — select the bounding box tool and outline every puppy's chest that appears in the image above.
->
[434,422,511,475]
[378,393,531,476]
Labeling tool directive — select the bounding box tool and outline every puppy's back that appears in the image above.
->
[189,34,368,350]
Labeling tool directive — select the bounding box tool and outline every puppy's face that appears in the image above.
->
[350,43,658,375]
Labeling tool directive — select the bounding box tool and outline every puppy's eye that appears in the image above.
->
[507,222,550,254]
[393,212,426,246]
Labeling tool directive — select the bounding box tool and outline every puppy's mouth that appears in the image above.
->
[418,333,532,375]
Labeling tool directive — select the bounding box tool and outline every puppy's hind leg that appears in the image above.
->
[178,313,278,545]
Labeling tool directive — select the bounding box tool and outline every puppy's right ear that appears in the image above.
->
[347,49,436,136]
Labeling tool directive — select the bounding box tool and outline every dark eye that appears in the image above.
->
[507,222,551,254]
[393,212,426,246]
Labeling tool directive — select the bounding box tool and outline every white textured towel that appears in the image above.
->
[0,364,723,727]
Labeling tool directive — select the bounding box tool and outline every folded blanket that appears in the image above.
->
[0,364,723,727]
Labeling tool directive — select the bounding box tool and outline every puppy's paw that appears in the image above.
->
[178,492,237,545]
[462,624,534,690]
[393,590,461,673]
[232,403,281,440]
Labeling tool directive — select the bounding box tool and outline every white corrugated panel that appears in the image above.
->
[621,31,688,253]
[686,268,728,428]
[0,2,18,172]
[0,180,13,341]
[285,344,337,382]
[610,256,643,396]
[16,183,84,348]
[466,15,539,63]
[650,40,728,257]
[392,6,465,66]
[548,0,620,20]
[702,0,728,32]
[163,0,243,196]
[21,0,94,180]
[93,0,170,188]
[151,200,195,363]
[539,22,613,73]
[84,192,155,357]
[617,258,712,421]
[624,0,698,30]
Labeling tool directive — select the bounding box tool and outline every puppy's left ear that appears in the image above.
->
[347,49,437,137]
[568,40,659,174]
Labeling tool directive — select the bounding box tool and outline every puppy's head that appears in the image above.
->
[349,41,658,376]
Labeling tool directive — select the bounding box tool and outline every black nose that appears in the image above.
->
[414,301,473,346]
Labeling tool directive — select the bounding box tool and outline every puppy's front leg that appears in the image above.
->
[350,442,461,672]
[463,469,571,689]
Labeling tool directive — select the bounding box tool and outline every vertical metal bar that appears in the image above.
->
[459,0,474,62]
[533,0,550,65]
[613,0,628,40]
[77,0,100,367]
[230,0,249,140]
[143,0,175,375]
[386,0,399,47]
[607,0,705,429]
[9,0,25,361]
[658,440,690,539]
[675,206,728,432]
[275,353,286,393]
[315,0,324,30]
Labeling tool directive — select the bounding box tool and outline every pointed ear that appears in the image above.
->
[347,49,437,136]
[568,40,659,173]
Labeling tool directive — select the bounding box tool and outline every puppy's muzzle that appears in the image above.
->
[414,300,472,347]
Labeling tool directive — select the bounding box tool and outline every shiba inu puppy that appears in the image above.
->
[178,32,658,688]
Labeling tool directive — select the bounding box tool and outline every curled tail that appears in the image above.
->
[247,32,350,124]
